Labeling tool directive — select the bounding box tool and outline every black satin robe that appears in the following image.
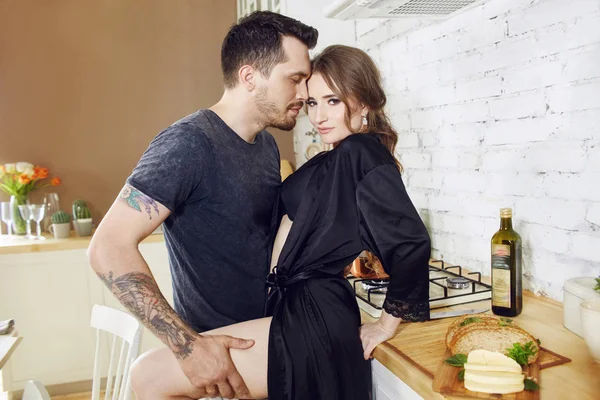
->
[265,133,431,400]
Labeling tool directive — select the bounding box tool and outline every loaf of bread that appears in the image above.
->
[445,315,540,364]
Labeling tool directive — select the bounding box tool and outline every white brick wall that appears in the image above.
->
[357,0,600,300]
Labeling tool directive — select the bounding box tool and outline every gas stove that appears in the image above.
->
[347,259,492,318]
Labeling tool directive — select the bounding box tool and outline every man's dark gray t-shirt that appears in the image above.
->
[127,109,281,332]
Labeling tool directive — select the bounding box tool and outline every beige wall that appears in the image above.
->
[0,0,294,221]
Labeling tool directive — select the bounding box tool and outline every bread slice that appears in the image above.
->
[449,324,540,364]
[445,315,509,348]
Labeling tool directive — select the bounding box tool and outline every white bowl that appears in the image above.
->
[580,299,600,363]
[563,277,600,337]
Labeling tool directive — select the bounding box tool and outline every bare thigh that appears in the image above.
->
[136,317,271,399]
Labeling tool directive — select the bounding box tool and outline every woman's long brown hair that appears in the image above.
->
[310,45,402,276]
[310,45,402,173]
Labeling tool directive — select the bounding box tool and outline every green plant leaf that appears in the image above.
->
[506,341,538,366]
[445,354,467,367]
[458,368,465,381]
[459,317,483,327]
[500,317,513,323]
[524,378,540,391]
[595,277,600,293]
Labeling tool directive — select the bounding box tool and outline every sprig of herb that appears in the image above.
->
[595,277,600,293]
[445,354,467,366]
[459,317,483,327]
[445,354,467,382]
[524,378,540,391]
[506,341,538,366]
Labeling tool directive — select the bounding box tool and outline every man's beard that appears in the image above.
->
[255,86,300,131]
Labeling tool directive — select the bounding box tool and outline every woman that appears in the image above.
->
[132,45,431,400]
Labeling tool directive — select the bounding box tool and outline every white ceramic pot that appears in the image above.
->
[563,277,600,337]
[49,223,71,239]
[580,299,600,363]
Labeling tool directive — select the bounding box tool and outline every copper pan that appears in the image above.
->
[345,256,389,279]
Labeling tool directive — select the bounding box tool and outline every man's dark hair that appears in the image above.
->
[221,11,318,88]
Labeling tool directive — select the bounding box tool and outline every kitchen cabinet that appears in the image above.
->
[282,1,356,53]
[372,359,423,400]
[237,0,356,53]
[237,0,284,18]
[0,240,171,392]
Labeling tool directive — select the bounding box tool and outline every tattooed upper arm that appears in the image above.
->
[120,184,160,220]
[90,183,169,245]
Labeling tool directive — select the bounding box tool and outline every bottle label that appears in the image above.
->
[492,244,511,308]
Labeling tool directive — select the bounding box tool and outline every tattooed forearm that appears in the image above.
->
[97,271,196,359]
[120,184,159,220]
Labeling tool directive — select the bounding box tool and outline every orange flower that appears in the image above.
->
[19,174,31,185]
[31,166,49,180]
[38,167,49,179]
[51,177,61,186]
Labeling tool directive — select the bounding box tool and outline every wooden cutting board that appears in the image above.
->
[430,346,572,398]
[373,307,571,399]
[432,350,540,399]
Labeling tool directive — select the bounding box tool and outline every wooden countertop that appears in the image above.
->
[0,231,165,255]
[363,292,600,399]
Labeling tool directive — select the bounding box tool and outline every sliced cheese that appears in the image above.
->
[463,349,525,394]
[465,381,525,394]
[465,349,522,374]
[464,363,522,374]
[464,370,524,386]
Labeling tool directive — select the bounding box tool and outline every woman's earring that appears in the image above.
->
[362,115,368,128]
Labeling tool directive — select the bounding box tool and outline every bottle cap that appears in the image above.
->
[500,208,512,218]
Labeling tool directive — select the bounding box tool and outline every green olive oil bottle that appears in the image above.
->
[491,208,523,317]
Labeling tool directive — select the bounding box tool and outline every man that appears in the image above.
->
[88,11,317,399]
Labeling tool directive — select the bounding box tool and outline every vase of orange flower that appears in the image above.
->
[0,162,61,235]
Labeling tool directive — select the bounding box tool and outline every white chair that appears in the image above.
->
[22,380,51,400]
[90,305,143,400]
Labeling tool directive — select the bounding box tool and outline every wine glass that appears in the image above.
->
[29,204,46,240]
[1,202,13,237]
[18,204,35,239]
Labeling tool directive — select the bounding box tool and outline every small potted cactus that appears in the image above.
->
[50,211,71,239]
[72,199,93,236]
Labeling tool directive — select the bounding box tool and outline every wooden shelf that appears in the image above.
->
[0,231,164,255]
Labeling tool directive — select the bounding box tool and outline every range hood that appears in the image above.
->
[324,0,485,20]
